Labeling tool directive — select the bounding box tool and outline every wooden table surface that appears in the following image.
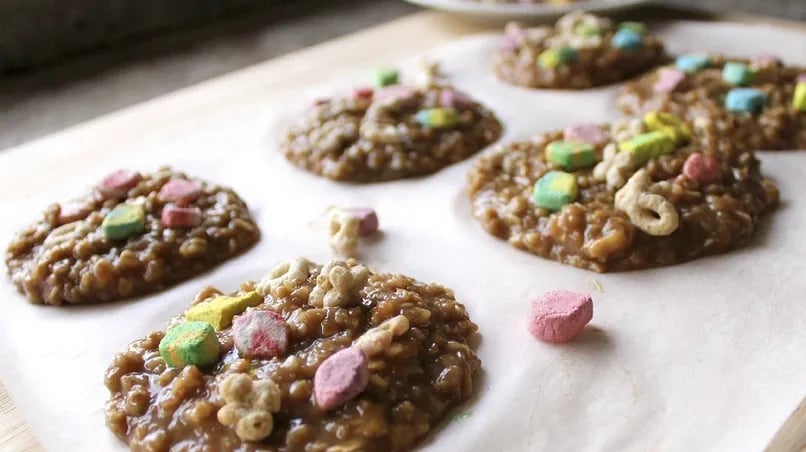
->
[1,7,803,452]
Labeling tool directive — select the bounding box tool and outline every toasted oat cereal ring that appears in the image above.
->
[314,347,370,411]
[233,310,289,359]
[96,169,142,199]
[527,290,593,343]
[159,179,202,205]
[159,321,220,368]
[161,205,202,228]
[186,291,263,331]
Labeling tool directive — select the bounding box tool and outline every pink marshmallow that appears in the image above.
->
[352,86,374,100]
[158,179,202,206]
[439,88,475,110]
[653,68,686,94]
[750,53,781,67]
[314,347,369,411]
[683,153,720,184]
[345,207,379,236]
[96,169,142,200]
[57,202,91,225]
[161,205,202,228]
[375,85,418,108]
[798,73,806,83]
[563,124,606,145]
[233,310,289,359]
[527,291,593,343]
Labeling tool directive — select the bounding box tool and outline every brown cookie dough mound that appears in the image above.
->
[467,116,779,272]
[494,12,665,90]
[5,167,260,305]
[104,258,481,451]
[618,53,806,151]
[280,81,502,182]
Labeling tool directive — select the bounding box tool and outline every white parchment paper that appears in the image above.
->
[0,21,804,452]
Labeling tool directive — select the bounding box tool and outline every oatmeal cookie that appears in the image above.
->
[618,53,806,151]
[494,12,665,89]
[5,167,260,305]
[280,77,502,182]
[104,258,481,451]
[467,115,779,272]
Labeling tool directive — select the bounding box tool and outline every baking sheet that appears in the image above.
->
[0,21,804,452]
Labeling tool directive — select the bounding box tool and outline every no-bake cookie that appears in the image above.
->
[5,167,260,305]
[104,258,481,451]
[495,11,665,89]
[468,113,779,272]
[618,53,806,151]
[281,65,502,182]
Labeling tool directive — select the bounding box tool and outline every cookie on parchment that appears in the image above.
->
[468,114,779,272]
[495,11,665,89]
[104,258,481,451]
[618,53,806,151]
[5,167,260,305]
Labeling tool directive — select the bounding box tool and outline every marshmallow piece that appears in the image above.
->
[537,47,578,69]
[352,86,374,100]
[57,202,91,225]
[611,28,643,50]
[725,88,767,114]
[314,347,369,411]
[375,85,418,108]
[373,68,399,87]
[546,140,598,170]
[675,54,711,73]
[563,123,606,145]
[159,321,220,368]
[618,21,646,34]
[653,68,686,94]
[96,169,142,199]
[722,62,754,86]
[439,88,475,110]
[793,80,806,112]
[619,131,675,165]
[683,153,720,184]
[102,204,145,241]
[533,171,578,211]
[750,53,781,68]
[643,111,691,145]
[527,290,593,343]
[344,207,379,236]
[159,179,202,205]
[186,291,263,331]
[574,22,600,37]
[161,205,202,228]
[415,108,459,129]
[233,310,289,359]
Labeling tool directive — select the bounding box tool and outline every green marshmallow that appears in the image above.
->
[102,204,145,240]
[159,321,220,368]
[722,62,754,86]
[374,68,400,87]
[574,22,600,37]
[618,131,675,165]
[537,47,578,69]
[415,108,459,129]
[533,171,578,211]
[546,140,598,170]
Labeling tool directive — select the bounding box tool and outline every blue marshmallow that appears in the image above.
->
[725,88,767,114]
[611,29,643,50]
[675,54,711,73]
